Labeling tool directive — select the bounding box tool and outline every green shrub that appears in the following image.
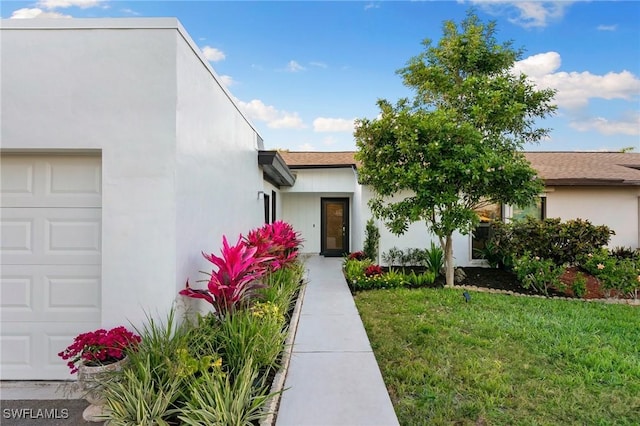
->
[512,254,565,296]
[103,356,182,425]
[474,239,512,269]
[345,261,408,291]
[103,309,190,424]
[425,241,444,276]
[571,272,587,298]
[363,219,380,261]
[610,246,640,260]
[381,247,403,267]
[406,270,436,288]
[579,249,640,299]
[213,305,287,375]
[491,217,613,267]
[257,263,304,316]
[178,358,274,426]
[343,258,372,287]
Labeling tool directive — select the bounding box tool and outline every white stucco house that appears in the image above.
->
[0,18,276,380]
[2,18,639,381]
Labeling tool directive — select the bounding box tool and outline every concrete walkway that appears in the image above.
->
[276,256,399,426]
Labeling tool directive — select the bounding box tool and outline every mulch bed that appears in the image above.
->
[458,266,624,300]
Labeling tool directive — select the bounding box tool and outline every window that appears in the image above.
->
[263,194,270,223]
[271,191,277,223]
[512,197,546,221]
[471,202,502,260]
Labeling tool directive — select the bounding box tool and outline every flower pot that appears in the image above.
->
[77,356,128,422]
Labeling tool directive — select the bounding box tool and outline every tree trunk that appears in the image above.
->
[440,235,455,287]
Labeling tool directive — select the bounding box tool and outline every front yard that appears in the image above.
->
[355,288,640,425]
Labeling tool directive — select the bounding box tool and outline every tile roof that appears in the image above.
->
[279,150,640,186]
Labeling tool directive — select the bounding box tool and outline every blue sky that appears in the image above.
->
[3,1,639,152]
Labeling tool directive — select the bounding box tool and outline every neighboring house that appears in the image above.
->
[269,151,640,266]
[1,18,269,380]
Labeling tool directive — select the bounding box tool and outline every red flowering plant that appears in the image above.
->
[364,264,384,277]
[58,326,141,374]
[180,235,273,317]
[245,221,303,271]
[348,251,366,261]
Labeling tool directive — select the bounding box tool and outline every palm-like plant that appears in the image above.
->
[180,236,271,317]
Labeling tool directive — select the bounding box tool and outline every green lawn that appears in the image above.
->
[355,288,640,426]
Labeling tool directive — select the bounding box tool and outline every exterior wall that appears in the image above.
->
[286,168,357,193]
[174,28,264,309]
[281,169,358,253]
[1,19,265,329]
[545,186,640,249]
[358,188,473,266]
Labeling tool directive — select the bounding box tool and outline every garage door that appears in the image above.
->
[1,154,101,380]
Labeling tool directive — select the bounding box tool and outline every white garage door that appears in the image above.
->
[1,154,102,380]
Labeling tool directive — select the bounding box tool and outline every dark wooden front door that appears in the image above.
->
[321,198,349,257]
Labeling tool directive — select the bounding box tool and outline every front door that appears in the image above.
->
[321,198,349,257]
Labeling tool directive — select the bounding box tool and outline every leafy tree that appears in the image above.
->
[354,12,556,286]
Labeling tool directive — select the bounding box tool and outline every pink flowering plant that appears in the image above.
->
[245,221,303,271]
[180,235,273,317]
[58,326,141,374]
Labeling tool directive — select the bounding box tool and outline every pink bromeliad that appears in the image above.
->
[180,235,272,317]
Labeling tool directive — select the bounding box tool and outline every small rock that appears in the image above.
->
[454,268,467,284]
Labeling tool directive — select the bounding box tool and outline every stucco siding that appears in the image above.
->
[285,168,357,193]
[546,186,640,249]
[1,21,181,327]
[1,18,267,330]
[281,168,357,253]
[174,29,264,302]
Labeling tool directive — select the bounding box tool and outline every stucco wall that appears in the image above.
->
[285,168,357,193]
[1,18,265,327]
[174,29,264,305]
[358,188,473,266]
[546,186,640,249]
[281,169,357,253]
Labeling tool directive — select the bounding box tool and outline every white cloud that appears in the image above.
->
[201,46,226,62]
[10,7,71,18]
[322,136,338,146]
[512,52,640,109]
[237,99,306,129]
[219,75,235,88]
[286,60,305,72]
[313,117,355,133]
[310,61,328,69]
[597,24,617,32]
[472,1,571,28]
[570,113,640,136]
[298,143,316,151]
[38,0,103,9]
[364,2,380,11]
[120,8,140,16]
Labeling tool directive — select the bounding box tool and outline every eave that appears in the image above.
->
[258,150,296,188]
[543,178,640,186]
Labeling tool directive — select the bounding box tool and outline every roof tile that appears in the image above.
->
[279,151,640,186]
